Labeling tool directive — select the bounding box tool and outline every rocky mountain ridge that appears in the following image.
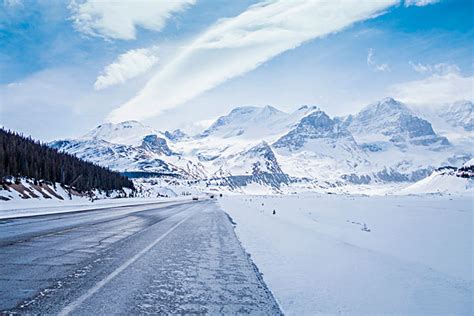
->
[50,98,473,192]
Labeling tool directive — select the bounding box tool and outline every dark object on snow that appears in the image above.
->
[220,193,223,197]
[272,210,276,215]
[361,223,371,232]
[210,195,214,199]
[192,197,199,201]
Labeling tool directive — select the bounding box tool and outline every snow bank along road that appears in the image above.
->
[0,199,281,314]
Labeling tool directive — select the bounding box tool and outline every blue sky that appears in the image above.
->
[1,0,472,141]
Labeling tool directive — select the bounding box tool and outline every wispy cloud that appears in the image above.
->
[69,0,195,40]
[94,46,160,90]
[390,64,473,106]
[107,0,398,122]
[409,61,460,75]
[367,48,390,72]
[404,0,440,7]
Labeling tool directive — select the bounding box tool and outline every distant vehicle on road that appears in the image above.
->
[192,197,199,201]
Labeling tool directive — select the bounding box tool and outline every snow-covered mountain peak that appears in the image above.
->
[221,105,284,123]
[164,129,187,142]
[49,99,471,192]
[273,109,356,151]
[83,120,161,146]
[358,97,412,118]
[440,100,473,132]
[199,105,288,139]
[345,98,449,147]
[245,141,272,154]
[214,140,285,177]
[197,104,326,142]
[140,135,175,156]
[296,110,345,133]
[261,104,280,114]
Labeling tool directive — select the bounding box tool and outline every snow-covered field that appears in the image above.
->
[220,193,473,315]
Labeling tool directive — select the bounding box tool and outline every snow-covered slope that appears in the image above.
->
[83,120,164,146]
[440,100,473,132]
[50,137,207,179]
[0,178,132,202]
[399,166,473,195]
[210,142,284,176]
[164,129,188,142]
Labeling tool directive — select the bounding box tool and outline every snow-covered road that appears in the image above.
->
[0,199,281,314]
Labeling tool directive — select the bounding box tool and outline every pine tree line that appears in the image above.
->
[0,129,135,192]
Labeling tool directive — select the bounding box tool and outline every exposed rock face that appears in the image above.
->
[273,110,358,151]
[343,97,449,147]
[164,129,187,142]
[243,142,284,175]
[140,135,174,156]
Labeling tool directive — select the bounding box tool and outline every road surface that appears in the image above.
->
[0,199,281,314]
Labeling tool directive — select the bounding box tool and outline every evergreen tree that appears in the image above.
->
[0,129,135,192]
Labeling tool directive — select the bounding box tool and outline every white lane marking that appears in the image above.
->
[58,209,196,316]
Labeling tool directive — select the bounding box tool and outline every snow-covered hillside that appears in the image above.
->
[399,169,473,195]
[50,129,208,179]
[0,178,132,202]
[411,100,473,147]
[399,159,474,195]
[83,120,163,146]
[49,97,473,193]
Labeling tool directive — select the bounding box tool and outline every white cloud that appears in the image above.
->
[409,61,460,75]
[69,0,195,40]
[367,48,390,72]
[408,61,431,73]
[94,46,159,90]
[178,118,216,134]
[404,0,440,7]
[390,66,473,106]
[108,0,398,122]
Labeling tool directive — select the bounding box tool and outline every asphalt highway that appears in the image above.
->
[0,199,281,314]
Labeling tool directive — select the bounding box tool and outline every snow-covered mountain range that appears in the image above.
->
[50,98,473,192]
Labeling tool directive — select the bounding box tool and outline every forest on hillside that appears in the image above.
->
[0,129,135,192]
